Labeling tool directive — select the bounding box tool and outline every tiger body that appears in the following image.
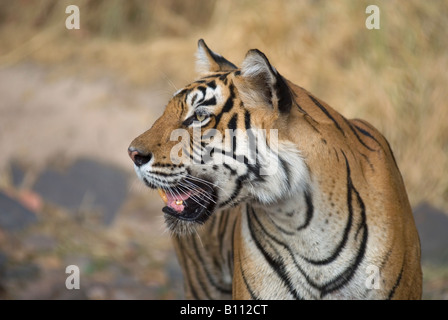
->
[128,40,422,299]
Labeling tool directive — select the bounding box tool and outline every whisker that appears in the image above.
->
[176,185,209,209]
[141,169,237,207]
[184,174,227,194]
[184,174,217,187]
[193,227,204,249]
[179,181,217,204]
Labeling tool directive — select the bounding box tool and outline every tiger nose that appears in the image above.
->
[128,147,152,167]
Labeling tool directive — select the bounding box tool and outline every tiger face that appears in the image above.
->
[128,40,308,234]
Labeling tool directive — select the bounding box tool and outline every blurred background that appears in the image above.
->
[0,0,447,299]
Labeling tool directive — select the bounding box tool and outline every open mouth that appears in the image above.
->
[158,179,217,225]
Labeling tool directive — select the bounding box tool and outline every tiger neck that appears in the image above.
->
[249,186,316,237]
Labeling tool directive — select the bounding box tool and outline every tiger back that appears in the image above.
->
[128,40,422,299]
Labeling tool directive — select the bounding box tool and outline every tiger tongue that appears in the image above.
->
[157,188,191,213]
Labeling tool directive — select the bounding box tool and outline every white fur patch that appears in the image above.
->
[195,45,228,75]
[241,51,277,83]
[195,45,211,74]
[251,140,309,204]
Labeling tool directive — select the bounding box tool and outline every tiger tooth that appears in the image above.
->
[158,188,168,204]
[175,200,183,205]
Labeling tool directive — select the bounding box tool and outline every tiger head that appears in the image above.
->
[128,39,308,235]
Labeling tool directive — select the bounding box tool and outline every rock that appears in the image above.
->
[33,158,128,225]
[4,262,40,283]
[413,202,448,266]
[10,162,25,187]
[0,191,37,231]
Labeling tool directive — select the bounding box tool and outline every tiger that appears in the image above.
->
[128,39,422,299]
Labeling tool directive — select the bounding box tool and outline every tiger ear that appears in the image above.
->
[195,39,238,75]
[238,49,292,114]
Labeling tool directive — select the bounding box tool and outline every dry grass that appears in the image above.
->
[0,1,447,209]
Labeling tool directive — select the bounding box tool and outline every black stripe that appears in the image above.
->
[219,174,247,208]
[182,142,194,162]
[228,113,238,131]
[200,96,217,107]
[294,99,307,114]
[153,162,183,168]
[189,239,214,299]
[303,114,321,134]
[210,50,238,70]
[191,236,232,295]
[230,215,238,274]
[343,117,376,152]
[245,208,323,297]
[202,128,218,140]
[218,210,230,257]
[333,147,340,162]
[245,110,259,163]
[297,189,314,231]
[145,174,181,186]
[222,85,235,113]
[304,152,353,265]
[196,86,207,103]
[219,72,232,83]
[353,123,381,146]
[244,110,251,130]
[227,116,238,160]
[190,93,198,106]
[384,138,399,170]
[191,138,204,164]
[270,218,296,236]
[175,88,189,99]
[223,163,237,176]
[207,80,217,90]
[353,181,368,243]
[319,152,368,296]
[388,264,404,299]
[149,170,181,177]
[380,247,394,270]
[308,94,345,136]
[359,152,375,172]
[213,84,235,128]
[200,72,230,80]
[238,244,259,299]
[208,212,217,231]
[182,115,196,127]
[247,163,265,182]
[279,156,291,189]
[177,240,202,299]
[247,206,303,299]
[217,208,227,234]
[290,89,310,116]
[320,225,367,297]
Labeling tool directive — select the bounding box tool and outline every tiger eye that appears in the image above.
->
[196,114,207,122]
